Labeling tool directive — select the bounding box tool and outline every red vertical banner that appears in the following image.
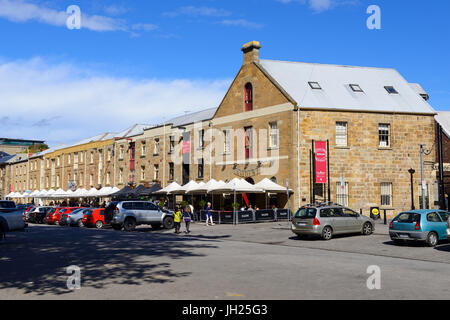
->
[315,141,328,184]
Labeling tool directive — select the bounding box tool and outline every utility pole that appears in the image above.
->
[420,144,426,209]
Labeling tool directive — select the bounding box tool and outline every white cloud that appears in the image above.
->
[276,0,358,12]
[0,0,155,33]
[0,58,230,146]
[220,19,263,29]
[163,6,232,18]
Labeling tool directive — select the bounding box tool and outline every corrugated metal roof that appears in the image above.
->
[259,59,435,114]
[435,112,450,138]
[168,107,217,127]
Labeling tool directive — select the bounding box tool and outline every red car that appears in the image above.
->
[45,207,63,225]
[55,207,82,225]
[82,208,106,229]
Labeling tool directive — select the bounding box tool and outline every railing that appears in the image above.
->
[199,208,292,224]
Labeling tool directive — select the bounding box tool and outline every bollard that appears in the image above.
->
[384,210,387,225]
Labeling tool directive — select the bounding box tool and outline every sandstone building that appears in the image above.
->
[1,42,439,217]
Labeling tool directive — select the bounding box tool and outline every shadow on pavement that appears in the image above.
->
[0,225,220,296]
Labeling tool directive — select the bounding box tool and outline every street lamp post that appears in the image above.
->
[408,168,416,210]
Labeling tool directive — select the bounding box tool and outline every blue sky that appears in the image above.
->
[0,0,449,146]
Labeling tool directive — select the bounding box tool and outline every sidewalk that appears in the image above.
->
[373,221,389,235]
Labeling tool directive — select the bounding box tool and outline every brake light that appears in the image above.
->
[313,218,321,226]
[114,207,119,214]
[415,221,421,231]
[389,221,393,229]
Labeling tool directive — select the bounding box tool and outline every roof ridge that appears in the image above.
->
[260,59,396,71]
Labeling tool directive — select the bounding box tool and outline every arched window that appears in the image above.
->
[244,83,253,112]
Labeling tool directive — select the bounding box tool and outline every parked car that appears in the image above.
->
[56,207,82,225]
[45,207,64,225]
[59,208,86,226]
[28,207,53,224]
[108,201,174,231]
[389,210,450,247]
[291,203,375,240]
[67,208,92,227]
[22,205,36,221]
[0,201,27,238]
[82,208,107,229]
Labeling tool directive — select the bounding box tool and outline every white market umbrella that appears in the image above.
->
[46,189,56,198]
[207,180,233,194]
[87,188,100,197]
[72,188,88,198]
[155,182,182,194]
[5,192,14,198]
[173,181,199,195]
[227,178,264,193]
[29,190,40,197]
[97,187,113,197]
[255,178,294,193]
[186,180,215,194]
[66,190,74,198]
[36,189,48,198]
[53,188,69,198]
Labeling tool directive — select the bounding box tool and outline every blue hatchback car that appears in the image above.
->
[390,210,450,247]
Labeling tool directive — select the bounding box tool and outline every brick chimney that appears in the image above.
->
[242,41,261,65]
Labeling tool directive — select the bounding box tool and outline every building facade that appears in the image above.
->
[1,41,439,217]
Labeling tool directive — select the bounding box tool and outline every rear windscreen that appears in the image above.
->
[0,201,16,209]
[395,213,420,223]
[294,208,317,219]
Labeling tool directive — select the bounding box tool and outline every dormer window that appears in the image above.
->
[244,83,253,112]
[385,86,398,94]
[308,82,322,90]
[350,84,363,92]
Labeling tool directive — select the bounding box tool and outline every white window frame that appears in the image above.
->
[269,122,279,148]
[379,123,391,148]
[336,122,348,147]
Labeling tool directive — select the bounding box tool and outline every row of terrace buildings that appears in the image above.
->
[1,41,448,217]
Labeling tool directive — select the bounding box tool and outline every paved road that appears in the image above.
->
[1,222,449,300]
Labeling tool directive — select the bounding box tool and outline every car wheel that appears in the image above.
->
[123,218,136,232]
[112,224,123,231]
[77,219,84,228]
[426,232,438,247]
[362,223,373,236]
[95,221,103,229]
[163,216,174,229]
[322,226,333,241]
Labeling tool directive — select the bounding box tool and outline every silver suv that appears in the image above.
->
[108,201,175,232]
[0,201,27,239]
[291,203,375,240]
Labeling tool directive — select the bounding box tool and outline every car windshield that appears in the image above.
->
[71,209,84,214]
[294,208,317,219]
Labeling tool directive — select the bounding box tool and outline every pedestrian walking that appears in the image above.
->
[205,202,214,226]
[174,206,182,234]
[183,206,192,234]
